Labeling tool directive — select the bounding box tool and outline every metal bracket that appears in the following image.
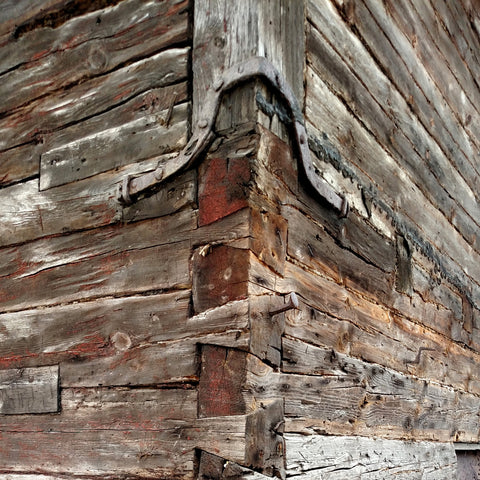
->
[118,56,349,217]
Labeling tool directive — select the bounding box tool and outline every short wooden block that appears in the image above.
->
[193,245,250,313]
[198,155,251,226]
[198,345,247,418]
[0,365,59,415]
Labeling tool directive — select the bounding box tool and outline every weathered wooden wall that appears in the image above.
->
[279,0,480,477]
[0,1,204,478]
[1,0,480,479]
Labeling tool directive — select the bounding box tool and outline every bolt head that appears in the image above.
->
[154,167,164,181]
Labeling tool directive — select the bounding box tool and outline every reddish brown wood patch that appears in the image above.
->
[193,245,249,313]
[198,345,247,417]
[198,156,251,226]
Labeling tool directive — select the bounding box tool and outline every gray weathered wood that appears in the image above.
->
[285,204,394,303]
[0,47,189,152]
[0,0,189,114]
[279,262,480,394]
[40,100,188,190]
[0,365,58,415]
[193,0,304,130]
[0,291,190,369]
[0,142,42,188]
[0,210,196,312]
[41,103,188,190]
[0,387,199,477]
[307,1,480,247]
[281,336,480,442]
[285,434,457,479]
[333,0,480,193]
[305,68,480,302]
[0,152,187,247]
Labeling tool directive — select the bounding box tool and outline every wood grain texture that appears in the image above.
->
[281,336,480,442]
[305,67,480,307]
[333,0,480,193]
[385,0,480,145]
[0,143,42,188]
[0,210,196,311]
[0,291,190,369]
[59,304,251,388]
[306,0,480,250]
[285,204,394,303]
[192,0,304,129]
[40,100,188,190]
[0,152,184,247]
[0,387,199,477]
[285,434,457,479]
[197,450,269,479]
[280,262,480,394]
[0,366,58,415]
[0,47,189,153]
[0,82,188,190]
[0,0,189,115]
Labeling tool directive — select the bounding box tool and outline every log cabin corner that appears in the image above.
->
[1,0,480,478]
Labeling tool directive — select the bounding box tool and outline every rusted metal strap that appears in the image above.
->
[118,56,349,217]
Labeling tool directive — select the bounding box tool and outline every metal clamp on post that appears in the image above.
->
[118,57,349,217]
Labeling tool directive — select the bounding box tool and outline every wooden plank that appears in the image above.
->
[198,146,252,227]
[411,255,463,322]
[0,291,190,369]
[285,434,457,479]
[333,0,480,193]
[280,261,480,394]
[59,303,251,388]
[0,366,58,415]
[198,346,249,417]
[0,0,189,114]
[123,170,196,223]
[0,387,200,477]
[42,82,188,152]
[0,82,188,189]
[245,399,285,478]
[256,126,398,275]
[41,102,187,189]
[249,294,287,367]
[305,68,480,302]
[0,211,195,312]
[40,98,188,190]
[197,451,269,479]
[306,2,480,247]
[197,344,283,476]
[0,0,64,39]
[444,1,480,80]
[0,47,189,152]
[0,143,42,188]
[60,340,199,388]
[0,152,191,247]
[285,204,394,303]
[250,209,287,276]
[400,0,480,119]
[193,245,250,314]
[281,337,480,442]
[1,208,195,282]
